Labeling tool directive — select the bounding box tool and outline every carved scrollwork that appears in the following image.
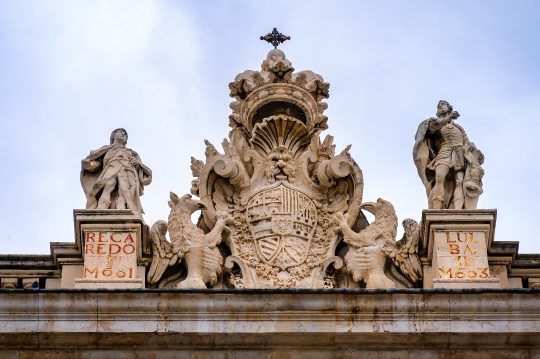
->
[175,51,368,289]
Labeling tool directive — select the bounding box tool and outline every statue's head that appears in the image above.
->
[110,128,128,145]
[436,100,453,116]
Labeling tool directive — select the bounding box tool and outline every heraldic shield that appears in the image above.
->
[247,185,317,270]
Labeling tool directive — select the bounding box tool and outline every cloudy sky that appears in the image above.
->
[1,1,539,254]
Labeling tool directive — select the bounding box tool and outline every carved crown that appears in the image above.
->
[228,49,330,133]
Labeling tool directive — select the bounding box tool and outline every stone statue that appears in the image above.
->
[413,101,484,209]
[333,198,422,289]
[147,193,232,289]
[81,128,152,218]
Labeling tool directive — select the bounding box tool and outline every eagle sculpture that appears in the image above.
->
[147,192,232,289]
[333,198,422,288]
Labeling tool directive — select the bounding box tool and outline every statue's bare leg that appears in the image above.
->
[116,172,138,213]
[97,177,117,209]
[115,174,130,210]
[431,164,449,209]
[453,170,465,209]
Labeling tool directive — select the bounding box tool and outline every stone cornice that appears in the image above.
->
[1,289,540,350]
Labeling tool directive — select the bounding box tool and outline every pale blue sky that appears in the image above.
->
[1,1,539,254]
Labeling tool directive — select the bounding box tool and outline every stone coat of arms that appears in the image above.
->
[248,184,317,269]
[184,49,366,289]
[147,47,423,290]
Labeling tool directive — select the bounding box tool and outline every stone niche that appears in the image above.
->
[71,209,147,289]
[421,209,500,289]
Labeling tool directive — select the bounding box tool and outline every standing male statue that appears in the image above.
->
[413,101,484,209]
[81,128,152,218]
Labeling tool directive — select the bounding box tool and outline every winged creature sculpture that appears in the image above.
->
[147,192,232,289]
[333,198,422,288]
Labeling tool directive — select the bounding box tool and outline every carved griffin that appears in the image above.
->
[147,193,232,289]
[333,198,422,288]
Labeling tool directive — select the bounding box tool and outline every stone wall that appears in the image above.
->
[1,289,540,358]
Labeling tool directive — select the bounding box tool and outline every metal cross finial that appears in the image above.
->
[260,28,291,49]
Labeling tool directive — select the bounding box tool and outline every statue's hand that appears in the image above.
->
[129,157,140,166]
[216,211,233,233]
[81,159,99,171]
[332,212,350,233]
[332,212,345,226]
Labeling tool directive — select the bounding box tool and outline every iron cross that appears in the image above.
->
[260,28,291,49]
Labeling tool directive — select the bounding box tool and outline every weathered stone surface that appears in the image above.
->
[75,230,139,288]
[421,209,500,288]
[1,278,18,289]
[147,194,232,289]
[432,230,497,288]
[0,289,539,356]
[334,199,422,288]
[21,278,39,289]
[60,265,83,288]
[71,210,147,289]
[0,349,539,358]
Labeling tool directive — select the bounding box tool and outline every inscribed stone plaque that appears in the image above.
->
[74,230,143,288]
[433,230,499,288]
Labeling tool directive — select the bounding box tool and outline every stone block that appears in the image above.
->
[60,265,83,289]
[528,278,540,289]
[433,278,500,288]
[1,278,18,289]
[422,209,501,289]
[18,351,78,359]
[22,278,39,289]
[45,278,61,289]
[72,210,146,289]
[508,277,523,288]
[490,264,509,288]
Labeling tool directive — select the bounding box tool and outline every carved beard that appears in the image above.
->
[437,107,452,117]
[436,108,450,117]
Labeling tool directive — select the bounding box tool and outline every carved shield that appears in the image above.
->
[247,185,317,269]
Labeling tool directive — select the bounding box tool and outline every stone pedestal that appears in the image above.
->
[421,209,500,289]
[72,210,147,289]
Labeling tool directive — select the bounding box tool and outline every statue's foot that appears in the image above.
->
[97,198,111,209]
[432,196,444,210]
[453,197,464,210]
[177,278,207,289]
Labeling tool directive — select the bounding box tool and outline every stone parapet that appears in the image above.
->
[1,289,540,356]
